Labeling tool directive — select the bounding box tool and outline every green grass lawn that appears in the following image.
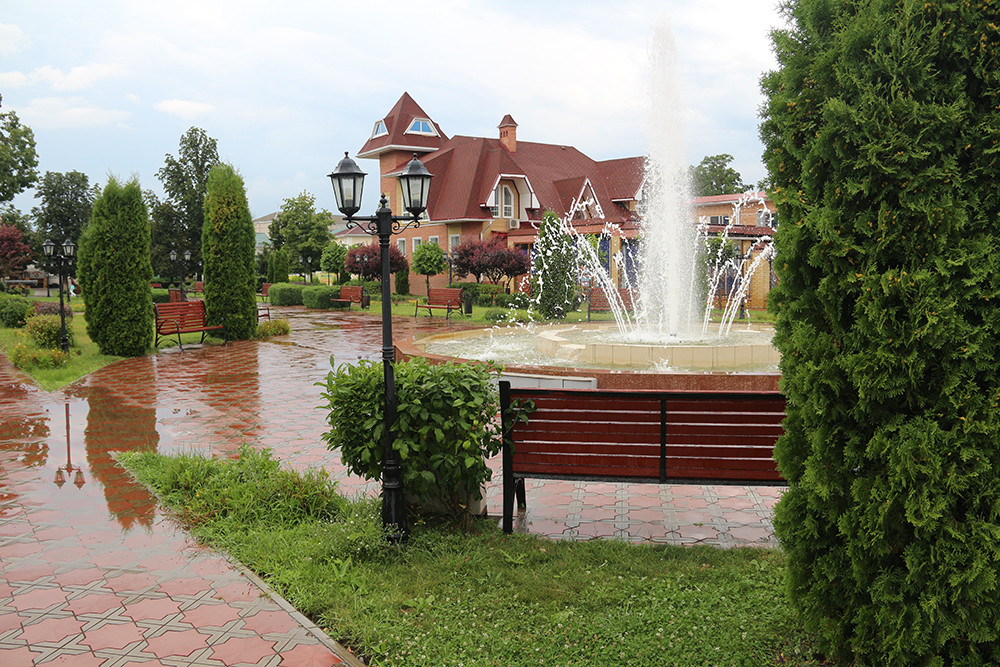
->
[118,446,824,667]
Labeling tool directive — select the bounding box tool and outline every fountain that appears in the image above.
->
[398,16,779,393]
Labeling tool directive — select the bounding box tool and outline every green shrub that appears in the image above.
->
[8,340,70,369]
[494,292,529,309]
[0,296,33,328]
[302,285,336,309]
[151,289,170,304]
[483,308,509,323]
[320,358,505,516]
[255,319,290,338]
[394,269,410,295]
[268,282,304,306]
[25,315,74,349]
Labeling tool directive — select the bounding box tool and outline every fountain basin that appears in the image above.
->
[396,323,781,392]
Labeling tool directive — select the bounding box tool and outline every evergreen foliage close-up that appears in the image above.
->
[201,163,258,341]
[77,177,153,357]
[531,210,577,319]
[761,1,1000,664]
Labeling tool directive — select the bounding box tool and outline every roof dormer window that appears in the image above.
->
[372,120,388,138]
[405,118,437,136]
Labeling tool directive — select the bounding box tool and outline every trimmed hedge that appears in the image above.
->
[302,285,337,309]
[151,289,170,304]
[268,283,304,306]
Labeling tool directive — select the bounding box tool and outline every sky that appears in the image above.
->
[2,0,789,221]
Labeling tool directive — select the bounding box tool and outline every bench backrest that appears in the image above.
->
[339,285,363,301]
[501,384,785,484]
[191,281,204,293]
[155,301,208,330]
[428,287,462,306]
[590,287,638,311]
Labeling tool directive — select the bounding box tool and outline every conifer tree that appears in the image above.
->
[761,1,1000,664]
[201,164,257,340]
[532,211,576,319]
[77,177,153,357]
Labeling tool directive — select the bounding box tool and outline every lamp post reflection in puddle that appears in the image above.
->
[53,402,85,489]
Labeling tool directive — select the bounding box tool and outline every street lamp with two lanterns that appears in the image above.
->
[327,151,432,544]
[41,238,76,354]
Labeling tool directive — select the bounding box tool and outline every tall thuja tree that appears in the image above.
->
[532,211,576,319]
[78,178,153,356]
[761,1,1000,664]
[202,163,256,340]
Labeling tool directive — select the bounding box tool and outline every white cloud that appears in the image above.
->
[155,99,215,120]
[19,97,131,129]
[0,23,31,57]
[0,71,29,88]
[27,63,127,91]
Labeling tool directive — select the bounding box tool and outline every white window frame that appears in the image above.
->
[397,238,406,256]
[449,234,461,250]
[502,185,514,219]
[429,235,440,246]
[404,118,437,136]
[372,120,388,138]
[413,237,422,251]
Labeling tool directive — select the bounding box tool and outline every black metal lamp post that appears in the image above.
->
[447,251,454,286]
[328,151,432,544]
[42,238,75,353]
[54,402,85,489]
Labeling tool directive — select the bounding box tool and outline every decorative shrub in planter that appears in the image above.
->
[319,357,504,517]
[25,315,75,349]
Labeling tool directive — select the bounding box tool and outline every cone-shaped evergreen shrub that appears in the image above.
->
[202,164,257,341]
[761,1,1000,664]
[77,177,153,357]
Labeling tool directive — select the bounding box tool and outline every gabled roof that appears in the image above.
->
[417,135,644,225]
[357,92,448,158]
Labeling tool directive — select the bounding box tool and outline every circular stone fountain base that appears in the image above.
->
[396,323,780,392]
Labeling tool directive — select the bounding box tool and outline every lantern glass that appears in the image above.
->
[184,250,191,261]
[43,239,55,257]
[398,154,433,215]
[328,152,366,217]
[62,239,75,257]
[170,250,177,261]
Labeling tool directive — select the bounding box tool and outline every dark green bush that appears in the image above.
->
[483,308,509,323]
[0,296,33,328]
[268,283,304,306]
[202,164,257,341]
[394,269,409,295]
[25,315,74,349]
[320,358,504,515]
[77,177,153,357]
[762,2,1000,664]
[302,285,337,309]
[151,289,170,304]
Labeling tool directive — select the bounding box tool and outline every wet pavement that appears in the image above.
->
[0,306,780,666]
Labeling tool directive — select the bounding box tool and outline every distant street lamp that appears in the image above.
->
[42,238,75,353]
[54,402,85,489]
[446,251,454,286]
[328,152,432,544]
[359,254,369,307]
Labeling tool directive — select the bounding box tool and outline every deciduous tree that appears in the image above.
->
[0,95,38,203]
[271,192,332,281]
[156,127,219,271]
[0,224,32,283]
[411,241,447,294]
[32,171,96,276]
[345,243,407,282]
[688,154,746,197]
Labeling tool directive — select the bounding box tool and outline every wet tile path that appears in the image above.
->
[1,306,780,665]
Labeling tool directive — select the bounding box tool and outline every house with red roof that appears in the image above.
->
[354,92,776,306]
[355,93,644,292]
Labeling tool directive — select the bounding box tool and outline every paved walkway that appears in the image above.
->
[0,306,781,666]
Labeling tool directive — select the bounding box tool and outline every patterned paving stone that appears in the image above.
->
[0,307,780,666]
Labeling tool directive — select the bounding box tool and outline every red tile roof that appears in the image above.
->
[357,92,448,158]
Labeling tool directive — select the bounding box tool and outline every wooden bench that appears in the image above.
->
[191,281,204,293]
[414,287,464,320]
[260,283,273,303]
[331,285,365,309]
[168,288,186,303]
[154,301,225,350]
[588,287,638,321]
[498,382,785,533]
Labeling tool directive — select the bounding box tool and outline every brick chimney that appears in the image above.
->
[498,114,517,153]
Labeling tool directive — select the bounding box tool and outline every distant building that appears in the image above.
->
[354,92,776,306]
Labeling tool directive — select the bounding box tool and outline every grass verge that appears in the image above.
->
[118,445,824,666]
[0,315,123,391]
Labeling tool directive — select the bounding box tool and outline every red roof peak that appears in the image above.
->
[498,114,517,128]
[357,92,447,159]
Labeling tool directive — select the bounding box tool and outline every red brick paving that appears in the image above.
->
[1,306,781,666]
